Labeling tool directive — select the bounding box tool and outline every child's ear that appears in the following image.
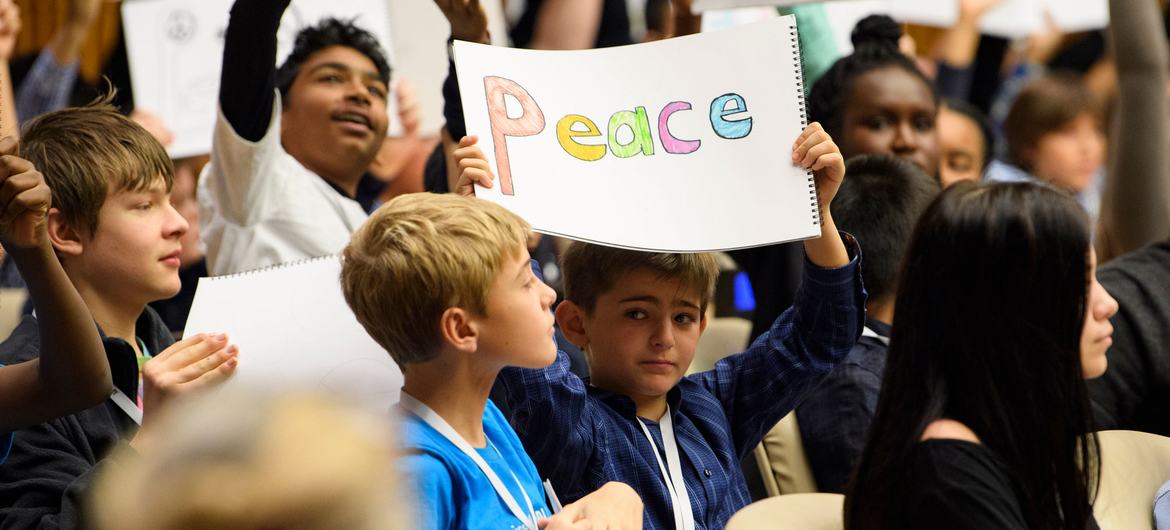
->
[46,208,84,257]
[699,312,709,335]
[555,301,589,349]
[438,307,478,353]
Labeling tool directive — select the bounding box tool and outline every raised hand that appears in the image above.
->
[452,135,496,196]
[0,137,51,250]
[0,0,20,60]
[792,122,845,214]
[435,0,490,44]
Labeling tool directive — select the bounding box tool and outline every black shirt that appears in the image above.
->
[898,440,1031,529]
[1089,238,1170,436]
[896,440,1100,530]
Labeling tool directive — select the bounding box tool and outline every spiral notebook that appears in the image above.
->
[183,255,403,413]
[453,14,818,252]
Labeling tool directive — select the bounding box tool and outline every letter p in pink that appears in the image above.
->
[484,76,545,196]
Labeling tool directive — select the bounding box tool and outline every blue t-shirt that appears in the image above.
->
[0,362,9,464]
[400,400,552,530]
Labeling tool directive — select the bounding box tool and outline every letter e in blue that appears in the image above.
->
[709,93,752,139]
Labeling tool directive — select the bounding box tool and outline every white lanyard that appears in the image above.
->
[861,325,890,346]
[110,389,142,425]
[399,393,539,530]
[637,405,696,530]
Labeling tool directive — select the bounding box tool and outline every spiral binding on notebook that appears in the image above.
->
[788,17,820,227]
[208,254,339,280]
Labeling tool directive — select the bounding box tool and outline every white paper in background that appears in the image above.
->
[889,0,1106,38]
[122,0,396,159]
[1042,0,1108,34]
[820,1,890,54]
[184,256,403,414]
[692,0,839,13]
[454,16,820,252]
[700,7,779,33]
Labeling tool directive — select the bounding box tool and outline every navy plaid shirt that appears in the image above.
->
[499,237,865,530]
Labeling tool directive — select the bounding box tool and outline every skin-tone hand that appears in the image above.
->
[0,137,50,249]
[131,333,238,452]
[958,0,1004,23]
[539,481,644,530]
[0,0,21,61]
[67,0,102,29]
[792,122,849,268]
[129,109,176,147]
[49,0,102,65]
[452,135,494,196]
[435,0,491,44]
[395,78,421,138]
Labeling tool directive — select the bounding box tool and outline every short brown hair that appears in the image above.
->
[1003,73,1103,172]
[340,193,530,368]
[560,242,718,314]
[21,99,174,236]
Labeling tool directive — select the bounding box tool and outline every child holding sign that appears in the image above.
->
[456,122,864,529]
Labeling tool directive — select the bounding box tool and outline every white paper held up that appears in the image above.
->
[454,16,820,253]
[183,256,403,414]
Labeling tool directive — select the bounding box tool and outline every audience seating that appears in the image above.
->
[1093,430,1170,529]
[726,493,843,530]
[754,411,819,495]
[0,288,28,341]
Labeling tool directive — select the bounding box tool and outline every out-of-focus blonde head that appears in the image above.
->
[91,392,406,530]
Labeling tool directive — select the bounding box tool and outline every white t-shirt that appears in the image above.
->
[199,93,368,276]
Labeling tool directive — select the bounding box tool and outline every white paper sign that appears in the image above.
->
[184,255,403,414]
[122,0,395,159]
[889,0,1107,38]
[692,0,841,13]
[454,16,821,252]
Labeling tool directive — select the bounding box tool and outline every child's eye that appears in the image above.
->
[864,116,891,130]
[368,85,387,99]
[625,310,647,320]
[135,202,154,211]
[674,313,697,325]
[319,74,342,83]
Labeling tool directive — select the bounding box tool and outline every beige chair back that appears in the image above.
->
[726,493,843,530]
[754,411,819,496]
[687,317,751,375]
[1093,430,1170,530]
[0,288,28,341]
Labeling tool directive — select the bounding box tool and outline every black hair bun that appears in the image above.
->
[851,14,902,52]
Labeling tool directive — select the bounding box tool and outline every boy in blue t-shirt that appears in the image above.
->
[340,193,642,530]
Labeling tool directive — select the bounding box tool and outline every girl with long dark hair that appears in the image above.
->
[845,182,1118,529]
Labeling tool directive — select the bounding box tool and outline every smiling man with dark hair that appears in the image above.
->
[199,1,392,275]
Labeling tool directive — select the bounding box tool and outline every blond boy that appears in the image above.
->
[342,193,642,530]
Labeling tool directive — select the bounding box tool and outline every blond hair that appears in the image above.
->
[560,242,719,314]
[21,97,174,236]
[91,392,406,530]
[341,193,530,368]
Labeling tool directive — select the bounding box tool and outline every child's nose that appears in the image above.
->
[650,320,675,349]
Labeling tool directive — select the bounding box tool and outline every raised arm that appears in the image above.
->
[0,0,21,139]
[219,0,291,142]
[15,0,97,121]
[1096,0,1170,261]
[0,138,108,432]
